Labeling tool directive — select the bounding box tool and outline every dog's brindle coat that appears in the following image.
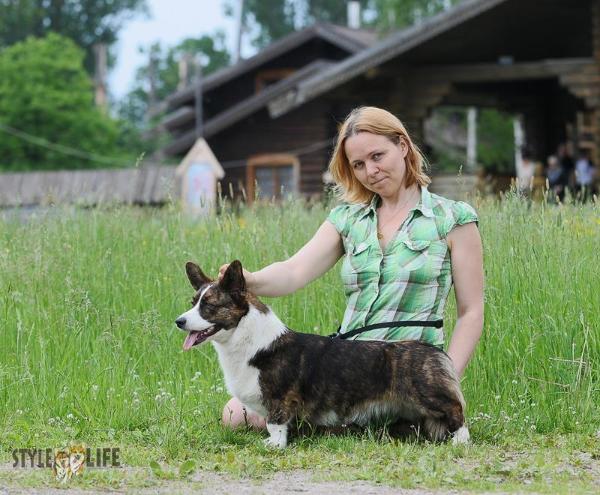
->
[176,260,469,448]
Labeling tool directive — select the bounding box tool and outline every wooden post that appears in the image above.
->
[93,43,107,111]
[466,107,477,171]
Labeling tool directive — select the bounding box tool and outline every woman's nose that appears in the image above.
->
[366,162,380,176]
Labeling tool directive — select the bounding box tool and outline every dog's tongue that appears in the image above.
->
[183,331,201,351]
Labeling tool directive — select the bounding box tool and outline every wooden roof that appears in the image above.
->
[270,0,595,115]
[164,59,335,155]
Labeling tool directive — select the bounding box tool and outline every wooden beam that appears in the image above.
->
[412,58,596,84]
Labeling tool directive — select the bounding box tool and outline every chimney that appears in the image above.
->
[347,1,361,29]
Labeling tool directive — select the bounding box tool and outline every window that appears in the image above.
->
[254,69,294,93]
[246,154,300,202]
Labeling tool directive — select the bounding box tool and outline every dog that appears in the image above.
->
[175,260,470,448]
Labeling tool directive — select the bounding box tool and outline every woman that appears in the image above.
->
[219,106,484,429]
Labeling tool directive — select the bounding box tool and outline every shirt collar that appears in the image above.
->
[360,185,434,220]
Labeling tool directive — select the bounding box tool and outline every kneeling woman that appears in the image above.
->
[218,106,484,429]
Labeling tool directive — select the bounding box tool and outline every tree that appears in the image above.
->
[119,32,231,128]
[226,0,369,50]
[0,33,126,171]
[226,0,461,50]
[0,0,148,74]
[369,0,462,32]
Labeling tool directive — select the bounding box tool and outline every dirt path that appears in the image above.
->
[1,467,544,495]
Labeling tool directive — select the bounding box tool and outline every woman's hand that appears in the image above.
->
[218,263,254,288]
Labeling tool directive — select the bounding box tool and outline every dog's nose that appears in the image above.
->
[175,317,186,329]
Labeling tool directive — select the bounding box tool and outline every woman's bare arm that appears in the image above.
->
[219,220,344,297]
[446,222,485,378]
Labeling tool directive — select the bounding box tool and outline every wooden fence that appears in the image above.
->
[0,166,177,207]
[0,166,479,208]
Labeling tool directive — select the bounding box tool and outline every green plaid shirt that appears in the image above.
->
[327,186,478,347]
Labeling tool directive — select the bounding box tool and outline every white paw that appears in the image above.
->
[452,425,470,445]
[263,436,287,449]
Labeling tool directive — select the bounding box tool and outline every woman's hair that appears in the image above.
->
[328,106,431,204]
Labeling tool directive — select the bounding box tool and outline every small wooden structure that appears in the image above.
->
[176,138,225,214]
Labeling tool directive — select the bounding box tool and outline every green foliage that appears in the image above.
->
[477,108,515,174]
[0,33,125,171]
[0,0,148,74]
[226,0,370,49]
[117,33,231,156]
[227,0,462,49]
[369,0,463,32]
[119,33,230,128]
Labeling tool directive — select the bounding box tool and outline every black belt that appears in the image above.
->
[329,319,443,340]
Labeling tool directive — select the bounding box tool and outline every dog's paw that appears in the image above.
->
[452,425,470,445]
[263,436,287,449]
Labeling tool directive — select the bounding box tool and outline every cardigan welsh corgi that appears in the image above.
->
[175,260,470,448]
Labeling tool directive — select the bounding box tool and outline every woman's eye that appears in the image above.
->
[373,153,382,161]
[353,162,363,169]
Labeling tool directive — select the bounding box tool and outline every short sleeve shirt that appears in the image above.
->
[326,186,478,347]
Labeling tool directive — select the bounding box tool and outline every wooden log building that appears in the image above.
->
[162,0,600,201]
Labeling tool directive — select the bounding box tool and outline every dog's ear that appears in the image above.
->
[185,262,212,290]
[219,259,246,294]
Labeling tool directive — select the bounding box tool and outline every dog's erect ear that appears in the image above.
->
[185,262,212,290]
[219,260,246,294]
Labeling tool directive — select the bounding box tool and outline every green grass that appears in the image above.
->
[0,193,599,492]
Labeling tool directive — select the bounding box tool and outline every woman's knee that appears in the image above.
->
[222,397,266,429]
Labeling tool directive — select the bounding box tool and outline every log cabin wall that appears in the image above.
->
[208,99,333,199]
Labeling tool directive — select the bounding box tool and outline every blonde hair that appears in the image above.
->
[328,106,431,204]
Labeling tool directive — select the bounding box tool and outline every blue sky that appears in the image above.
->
[109,0,242,99]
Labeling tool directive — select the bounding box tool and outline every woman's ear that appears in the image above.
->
[399,137,409,159]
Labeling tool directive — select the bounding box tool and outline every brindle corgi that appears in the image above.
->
[175,260,470,448]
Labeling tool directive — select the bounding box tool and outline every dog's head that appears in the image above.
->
[175,260,250,350]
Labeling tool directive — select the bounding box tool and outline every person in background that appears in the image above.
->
[546,155,567,202]
[557,142,575,192]
[516,147,536,195]
[575,149,597,202]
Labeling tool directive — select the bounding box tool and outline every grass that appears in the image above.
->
[0,192,599,492]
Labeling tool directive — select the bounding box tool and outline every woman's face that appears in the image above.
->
[344,132,409,195]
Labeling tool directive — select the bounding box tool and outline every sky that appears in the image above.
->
[109,0,241,100]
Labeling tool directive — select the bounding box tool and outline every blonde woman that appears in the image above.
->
[219,106,484,429]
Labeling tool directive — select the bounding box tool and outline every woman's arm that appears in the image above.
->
[446,222,484,378]
[219,220,344,297]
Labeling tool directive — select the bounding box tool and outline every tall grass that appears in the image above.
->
[0,194,598,457]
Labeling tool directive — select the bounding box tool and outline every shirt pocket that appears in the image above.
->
[399,238,431,271]
[341,241,374,290]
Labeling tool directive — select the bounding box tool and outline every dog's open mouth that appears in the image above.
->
[183,327,218,350]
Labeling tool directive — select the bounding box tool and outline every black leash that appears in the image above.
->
[329,319,443,340]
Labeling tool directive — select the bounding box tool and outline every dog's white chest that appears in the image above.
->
[213,344,266,415]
